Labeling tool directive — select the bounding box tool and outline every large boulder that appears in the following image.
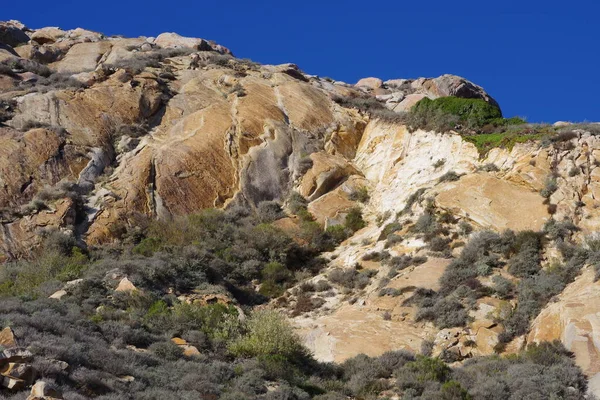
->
[1,363,36,388]
[299,152,360,201]
[528,267,600,398]
[153,32,232,54]
[0,348,33,365]
[420,74,500,109]
[30,27,66,45]
[435,173,550,231]
[355,77,383,90]
[27,380,63,400]
[14,44,64,63]
[154,32,212,51]
[51,41,112,73]
[0,327,17,348]
[0,21,30,47]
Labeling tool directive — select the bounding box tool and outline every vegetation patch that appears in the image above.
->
[463,130,547,155]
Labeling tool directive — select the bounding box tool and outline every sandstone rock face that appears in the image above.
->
[86,67,359,243]
[299,152,360,201]
[354,122,480,215]
[0,127,75,209]
[51,41,112,73]
[298,256,449,362]
[528,267,600,398]
[5,21,600,394]
[435,173,550,231]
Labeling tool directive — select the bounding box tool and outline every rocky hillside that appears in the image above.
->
[0,20,599,399]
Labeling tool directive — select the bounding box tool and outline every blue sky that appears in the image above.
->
[3,1,598,122]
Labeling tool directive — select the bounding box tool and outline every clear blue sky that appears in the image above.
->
[3,1,598,122]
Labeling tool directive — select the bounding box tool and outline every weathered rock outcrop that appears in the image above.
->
[529,267,600,396]
[3,20,600,396]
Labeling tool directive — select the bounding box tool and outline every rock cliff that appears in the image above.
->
[1,19,600,398]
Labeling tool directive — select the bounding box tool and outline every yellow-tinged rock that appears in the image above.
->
[0,328,17,348]
[171,337,187,346]
[307,191,356,226]
[474,327,500,355]
[115,277,138,293]
[299,152,360,201]
[528,267,600,398]
[355,77,383,90]
[27,380,63,400]
[51,41,112,73]
[49,290,67,300]
[386,257,450,292]
[171,337,201,357]
[436,173,549,231]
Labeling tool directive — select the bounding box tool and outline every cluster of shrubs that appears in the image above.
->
[105,47,196,75]
[286,192,366,250]
[410,209,459,256]
[332,94,406,123]
[405,224,593,348]
[327,265,376,290]
[385,255,428,278]
[0,197,592,399]
[321,341,587,399]
[406,96,526,134]
[0,294,588,399]
[0,58,87,93]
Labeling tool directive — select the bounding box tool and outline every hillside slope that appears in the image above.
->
[0,20,599,399]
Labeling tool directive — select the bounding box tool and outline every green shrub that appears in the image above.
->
[258,280,284,298]
[345,207,366,232]
[400,188,427,215]
[228,310,307,360]
[407,97,502,132]
[262,262,292,283]
[349,186,370,203]
[384,234,403,249]
[492,276,515,299]
[440,380,470,400]
[378,221,402,241]
[132,237,162,256]
[478,163,499,172]
[543,219,578,241]
[149,341,184,361]
[56,247,89,281]
[405,355,451,382]
[333,94,406,123]
[413,212,439,235]
[439,171,461,183]
[540,176,558,198]
[325,225,349,244]
[257,201,284,223]
[287,192,309,214]
[0,99,16,124]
